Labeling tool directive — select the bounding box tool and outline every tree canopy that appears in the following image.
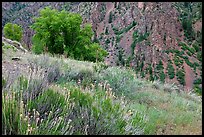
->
[3,23,23,42]
[31,7,108,62]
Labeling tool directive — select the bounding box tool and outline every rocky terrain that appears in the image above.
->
[2,2,202,93]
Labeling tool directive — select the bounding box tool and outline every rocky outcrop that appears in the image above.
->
[2,37,28,52]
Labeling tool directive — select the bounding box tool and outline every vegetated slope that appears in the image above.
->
[2,43,202,135]
[2,2,202,92]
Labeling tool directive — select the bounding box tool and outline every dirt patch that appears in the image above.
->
[183,62,194,91]
[193,20,202,33]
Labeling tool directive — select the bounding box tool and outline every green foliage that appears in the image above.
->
[196,51,202,62]
[176,70,185,85]
[105,38,110,45]
[105,27,109,35]
[174,56,183,67]
[31,7,107,62]
[184,58,194,69]
[193,85,202,95]
[113,21,137,35]
[167,61,175,79]
[116,35,122,43]
[179,41,196,55]
[192,41,201,52]
[117,49,125,66]
[131,30,149,55]
[159,71,165,83]
[3,23,23,42]
[85,43,108,62]
[31,36,44,54]
[193,78,201,85]
[131,40,137,55]
[98,67,146,97]
[141,71,145,78]
[3,75,146,135]
[155,60,165,83]
[109,11,113,23]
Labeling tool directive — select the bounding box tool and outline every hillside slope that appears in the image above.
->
[2,43,202,135]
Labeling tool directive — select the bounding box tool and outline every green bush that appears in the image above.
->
[159,71,165,83]
[105,27,109,35]
[109,11,113,23]
[192,42,201,52]
[32,44,44,54]
[27,88,67,116]
[197,51,202,62]
[174,56,183,66]
[46,61,62,83]
[193,78,201,85]
[193,85,202,95]
[3,23,23,42]
[176,70,185,85]
[116,35,122,43]
[167,61,175,79]
[185,58,194,68]
[67,86,146,135]
[99,67,147,97]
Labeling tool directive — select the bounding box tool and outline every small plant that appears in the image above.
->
[176,70,185,85]
[167,61,175,79]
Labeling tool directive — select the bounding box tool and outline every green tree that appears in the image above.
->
[3,23,23,42]
[85,43,108,62]
[31,7,107,62]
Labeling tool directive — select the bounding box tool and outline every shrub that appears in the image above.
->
[98,67,147,97]
[116,35,122,43]
[105,27,109,35]
[197,51,202,62]
[192,42,201,52]
[193,85,202,95]
[27,89,67,117]
[59,65,96,88]
[167,61,175,79]
[46,61,62,83]
[64,85,146,135]
[159,71,165,83]
[174,56,183,67]
[176,70,185,85]
[193,78,201,85]
[3,23,23,42]
[185,58,194,68]
[6,82,146,135]
[109,11,113,23]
